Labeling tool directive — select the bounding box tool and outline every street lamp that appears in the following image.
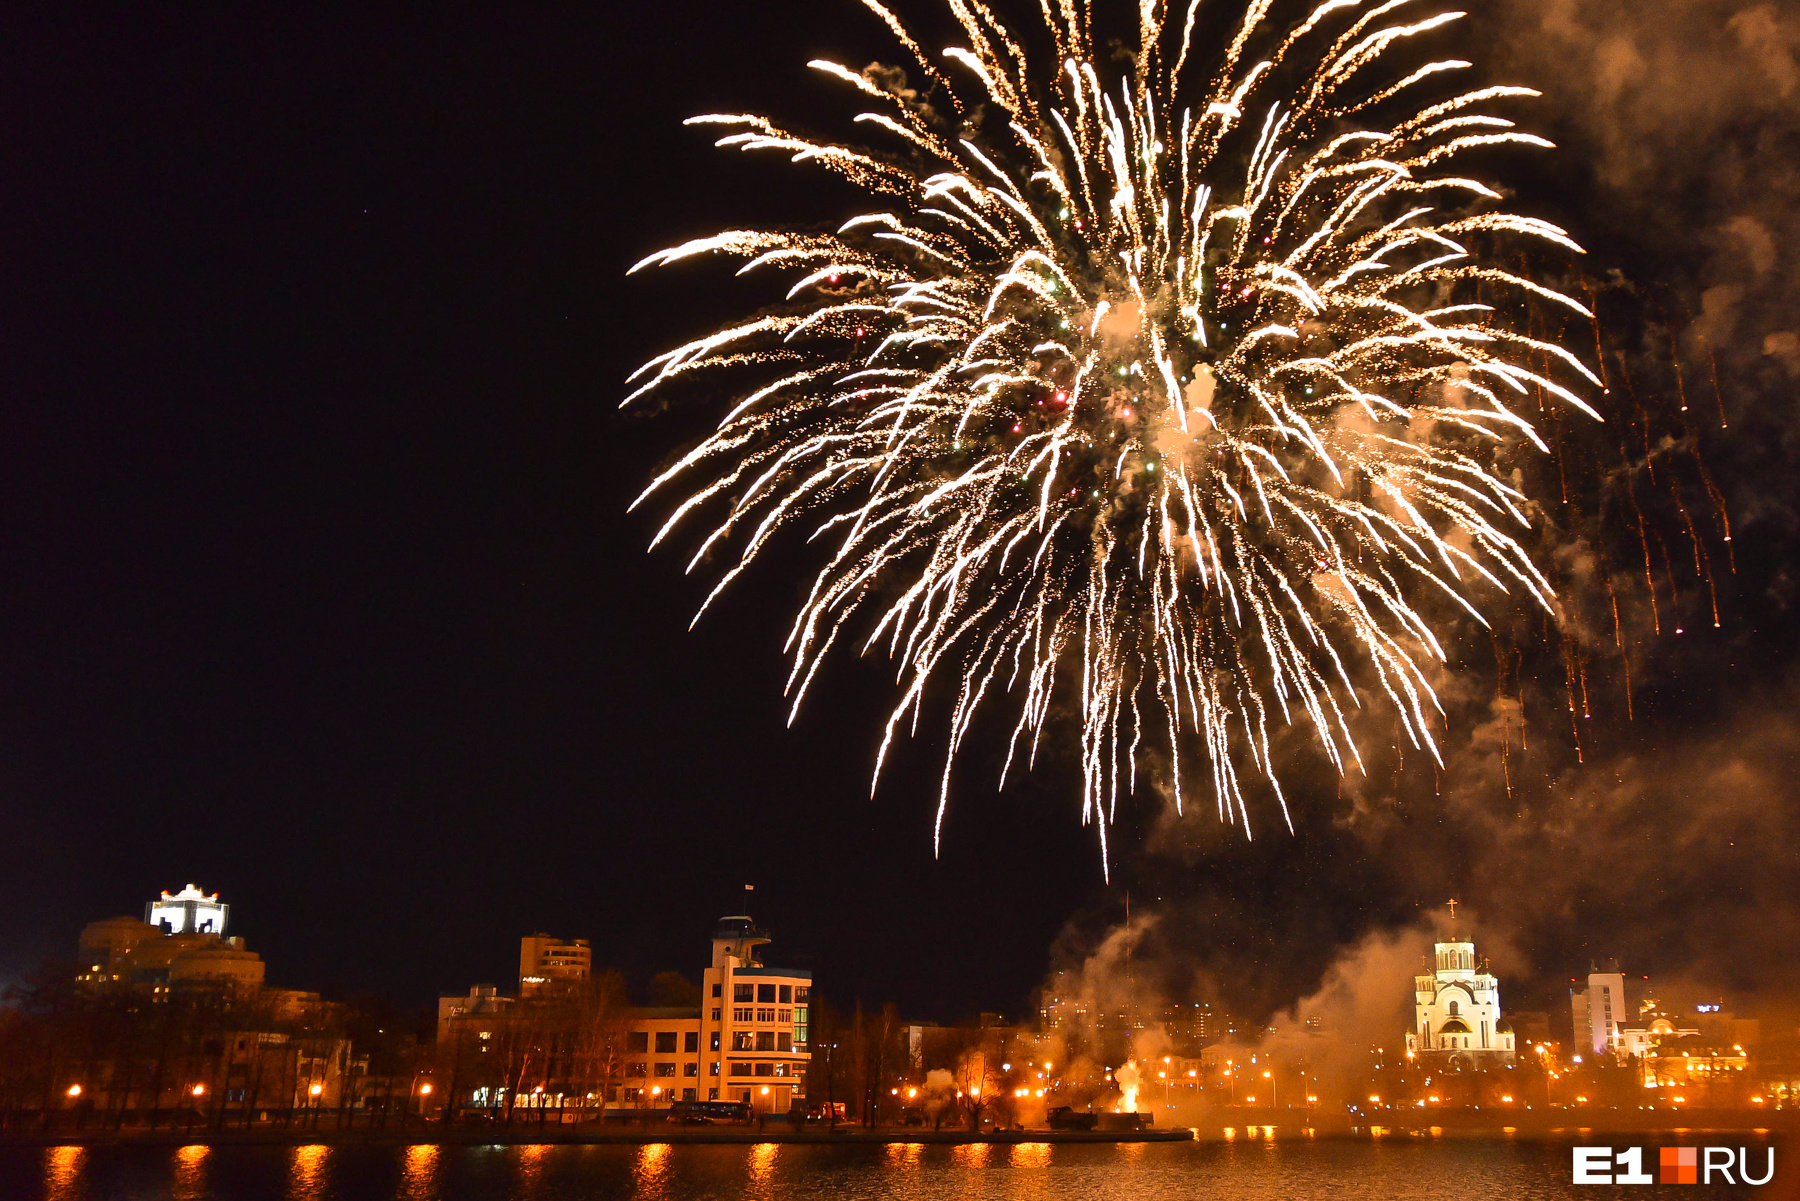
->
[66,1084,82,1098]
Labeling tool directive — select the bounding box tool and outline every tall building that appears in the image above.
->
[438,915,813,1114]
[1404,932,1517,1067]
[519,935,590,994]
[146,883,229,936]
[1571,970,1626,1057]
[80,884,263,991]
[696,916,812,1110]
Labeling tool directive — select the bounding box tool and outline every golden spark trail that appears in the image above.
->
[627,0,1596,872]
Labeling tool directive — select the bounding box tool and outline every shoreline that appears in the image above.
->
[3,1110,1793,1148]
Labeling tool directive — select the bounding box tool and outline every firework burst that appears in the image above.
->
[627,0,1599,870]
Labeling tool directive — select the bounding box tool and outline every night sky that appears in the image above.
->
[2,3,1797,1027]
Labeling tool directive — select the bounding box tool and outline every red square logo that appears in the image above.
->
[1661,1146,1697,1184]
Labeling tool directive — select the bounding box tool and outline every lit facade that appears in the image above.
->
[146,883,229,936]
[79,886,263,992]
[1405,937,1517,1067]
[1571,971,1626,1057]
[617,916,811,1112]
[438,916,814,1115]
[520,935,591,994]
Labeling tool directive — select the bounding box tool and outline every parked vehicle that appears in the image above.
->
[1047,1106,1098,1131]
[667,1099,753,1125]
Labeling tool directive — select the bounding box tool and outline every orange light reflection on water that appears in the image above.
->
[749,1142,779,1187]
[400,1144,438,1201]
[632,1142,672,1198]
[512,1144,550,1196]
[287,1144,328,1201]
[43,1146,84,1201]
[173,1144,209,1201]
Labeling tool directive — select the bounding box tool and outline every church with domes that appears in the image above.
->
[1403,904,1516,1069]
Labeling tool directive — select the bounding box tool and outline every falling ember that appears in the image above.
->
[627,0,1598,869]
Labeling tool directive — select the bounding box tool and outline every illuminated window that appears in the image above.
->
[710,1032,720,1052]
[626,1062,647,1078]
[732,1032,753,1051]
[709,1062,719,1077]
[654,1062,676,1078]
[683,1062,698,1077]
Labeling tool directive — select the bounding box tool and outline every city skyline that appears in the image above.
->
[1,0,1797,1041]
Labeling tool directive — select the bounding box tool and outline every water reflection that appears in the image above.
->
[16,1133,1782,1201]
[42,1146,83,1201]
[287,1144,328,1201]
[748,1142,779,1188]
[511,1144,549,1197]
[630,1142,671,1199]
[399,1144,438,1201]
[172,1144,208,1201]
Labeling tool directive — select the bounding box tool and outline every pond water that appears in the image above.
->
[2,1135,1787,1201]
